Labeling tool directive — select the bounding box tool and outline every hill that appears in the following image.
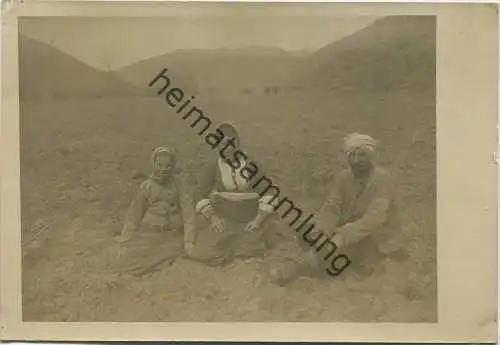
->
[116,16,435,95]
[116,46,307,95]
[297,16,436,91]
[18,35,143,101]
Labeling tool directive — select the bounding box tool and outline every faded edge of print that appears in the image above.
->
[0,2,497,343]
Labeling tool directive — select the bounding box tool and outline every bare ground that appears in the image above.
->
[21,89,437,322]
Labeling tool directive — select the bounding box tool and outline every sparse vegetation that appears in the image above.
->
[20,16,436,322]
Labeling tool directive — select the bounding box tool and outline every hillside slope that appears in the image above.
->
[298,16,436,91]
[116,16,435,95]
[19,35,142,101]
[116,47,306,94]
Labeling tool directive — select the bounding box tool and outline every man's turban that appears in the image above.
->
[343,133,378,155]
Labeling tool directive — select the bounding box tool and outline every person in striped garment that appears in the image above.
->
[186,122,282,266]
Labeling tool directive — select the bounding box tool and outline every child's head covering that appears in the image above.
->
[150,146,177,183]
[151,146,176,164]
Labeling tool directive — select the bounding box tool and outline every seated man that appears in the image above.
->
[107,146,196,276]
[186,122,279,266]
[269,133,402,285]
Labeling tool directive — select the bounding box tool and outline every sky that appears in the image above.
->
[19,15,378,71]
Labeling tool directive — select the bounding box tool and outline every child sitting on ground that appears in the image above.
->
[109,146,196,276]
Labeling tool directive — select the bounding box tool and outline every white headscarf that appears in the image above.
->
[151,146,176,166]
[343,133,378,155]
[150,146,177,183]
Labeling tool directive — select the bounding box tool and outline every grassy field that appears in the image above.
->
[21,85,436,322]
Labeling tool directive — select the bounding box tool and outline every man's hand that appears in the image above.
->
[329,232,345,249]
[331,224,350,247]
[208,215,226,233]
[317,225,346,248]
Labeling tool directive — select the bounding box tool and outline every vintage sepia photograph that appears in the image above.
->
[1,1,497,342]
[19,11,437,323]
